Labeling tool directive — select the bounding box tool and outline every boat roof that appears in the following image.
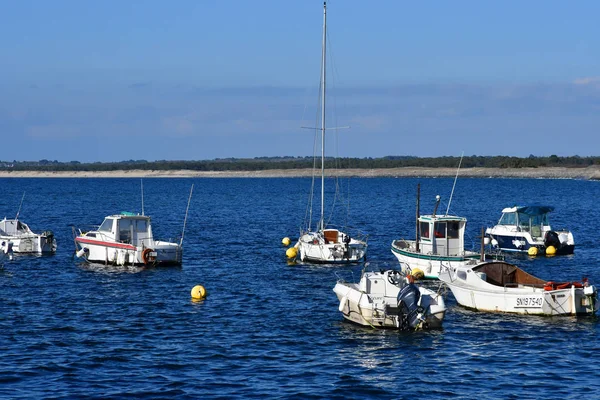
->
[501,205,554,215]
[419,214,466,222]
[106,212,150,220]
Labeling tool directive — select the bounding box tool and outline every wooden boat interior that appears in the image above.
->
[473,261,546,287]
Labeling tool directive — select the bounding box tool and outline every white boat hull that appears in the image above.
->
[439,261,598,316]
[391,240,480,279]
[76,238,182,266]
[298,229,367,264]
[0,234,56,254]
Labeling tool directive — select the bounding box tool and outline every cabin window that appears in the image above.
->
[499,213,516,225]
[99,219,113,232]
[447,222,460,239]
[119,219,133,242]
[434,222,446,238]
[136,219,148,233]
[518,213,531,231]
[530,214,544,226]
[420,221,430,239]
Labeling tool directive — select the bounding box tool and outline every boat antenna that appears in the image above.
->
[446,151,464,216]
[180,184,194,246]
[141,179,145,216]
[415,183,420,253]
[15,192,25,220]
[480,226,485,262]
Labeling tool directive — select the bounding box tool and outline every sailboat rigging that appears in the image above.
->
[287,1,368,264]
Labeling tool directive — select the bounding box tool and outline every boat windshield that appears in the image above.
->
[499,212,517,225]
[98,218,113,232]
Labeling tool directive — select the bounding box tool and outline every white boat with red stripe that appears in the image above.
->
[74,212,182,267]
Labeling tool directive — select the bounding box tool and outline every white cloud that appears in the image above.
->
[573,77,600,86]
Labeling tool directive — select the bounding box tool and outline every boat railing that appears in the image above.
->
[75,224,100,235]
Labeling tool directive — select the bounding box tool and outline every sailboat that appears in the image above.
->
[289,1,368,264]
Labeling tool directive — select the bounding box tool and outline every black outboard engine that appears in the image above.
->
[544,231,561,248]
[397,284,422,330]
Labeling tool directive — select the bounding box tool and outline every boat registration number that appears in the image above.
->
[515,297,543,308]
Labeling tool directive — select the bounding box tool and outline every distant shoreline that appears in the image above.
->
[1,166,599,179]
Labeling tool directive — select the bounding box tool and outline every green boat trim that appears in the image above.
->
[391,244,481,262]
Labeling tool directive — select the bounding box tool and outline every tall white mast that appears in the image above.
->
[319,1,327,232]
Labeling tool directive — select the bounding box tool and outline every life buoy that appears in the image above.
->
[142,248,155,265]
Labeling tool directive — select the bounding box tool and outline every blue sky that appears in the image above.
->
[1,0,599,162]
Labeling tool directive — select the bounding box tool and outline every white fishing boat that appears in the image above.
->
[485,205,575,255]
[74,183,193,267]
[0,217,56,254]
[74,212,182,267]
[438,260,598,316]
[0,194,56,254]
[391,187,480,279]
[333,266,446,330]
[287,1,367,264]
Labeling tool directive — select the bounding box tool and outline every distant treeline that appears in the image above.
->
[1,155,599,172]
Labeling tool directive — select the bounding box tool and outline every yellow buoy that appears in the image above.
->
[282,237,291,246]
[191,285,207,300]
[411,268,425,280]
[546,246,556,256]
[286,247,298,259]
[528,247,538,256]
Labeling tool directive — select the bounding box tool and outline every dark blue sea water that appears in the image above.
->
[1,177,600,399]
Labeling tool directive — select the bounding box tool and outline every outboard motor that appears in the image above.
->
[44,230,55,250]
[397,283,422,330]
[544,231,561,248]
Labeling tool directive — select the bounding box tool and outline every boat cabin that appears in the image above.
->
[92,213,153,246]
[418,215,466,256]
[496,205,553,239]
[0,218,30,236]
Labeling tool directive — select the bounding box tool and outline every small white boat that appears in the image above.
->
[0,217,56,254]
[438,260,598,316]
[485,205,575,255]
[74,212,182,267]
[333,267,446,330]
[289,2,367,264]
[391,191,480,279]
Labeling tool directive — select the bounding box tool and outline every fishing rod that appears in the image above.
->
[15,192,25,220]
[180,184,194,246]
[446,152,464,216]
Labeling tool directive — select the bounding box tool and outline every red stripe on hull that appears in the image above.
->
[75,237,137,251]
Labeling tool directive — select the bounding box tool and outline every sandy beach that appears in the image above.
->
[1,166,600,179]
